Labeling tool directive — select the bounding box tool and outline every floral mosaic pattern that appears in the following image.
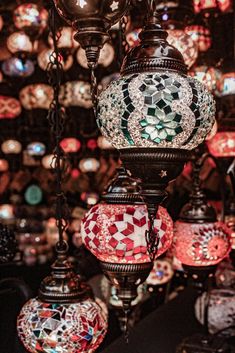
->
[17,298,108,353]
[97,71,215,150]
[173,221,231,266]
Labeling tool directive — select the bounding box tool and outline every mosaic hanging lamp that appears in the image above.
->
[97,0,215,259]
[17,246,108,353]
[207,132,235,158]
[81,168,173,311]
[172,158,231,279]
[53,0,130,68]
[193,0,232,15]
[189,65,222,95]
[17,5,108,351]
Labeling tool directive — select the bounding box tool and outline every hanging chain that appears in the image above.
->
[47,5,70,251]
[90,66,98,117]
[145,212,160,262]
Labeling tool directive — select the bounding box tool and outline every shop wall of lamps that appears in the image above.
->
[16,0,221,352]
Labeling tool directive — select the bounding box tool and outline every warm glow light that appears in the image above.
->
[2,57,34,77]
[167,29,198,68]
[146,259,174,286]
[81,205,173,264]
[79,158,100,173]
[0,159,9,172]
[48,27,78,49]
[41,154,55,169]
[194,0,232,13]
[26,142,46,156]
[13,3,48,31]
[7,32,35,54]
[189,66,222,94]
[185,25,211,52]
[20,84,53,110]
[0,96,22,119]
[59,81,92,109]
[76,43,115,69]
[1,139,22,154]
[38,48,73,71]
[0,15,3,32]
[60,138,81,153]
[97,136,114,150]
[0,204,14,219]
[218,72,235,96]
[173,220,231,266]
[126,29,141,48]
[207,132,235,157]
[81,192,99,206]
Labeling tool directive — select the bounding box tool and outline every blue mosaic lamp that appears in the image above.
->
[97,0,215,226]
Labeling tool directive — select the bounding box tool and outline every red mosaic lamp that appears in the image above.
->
[193,0,232,15]
[172,158,231,280]
[81,168,173,311]
[207,132,235,158]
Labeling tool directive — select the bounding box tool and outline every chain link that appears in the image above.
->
[47,6,70,251]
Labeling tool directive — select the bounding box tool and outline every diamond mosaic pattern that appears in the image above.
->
[173,221,231,266]
[97,71,215,150]
[81,204,173,264]
[17,298,107,353]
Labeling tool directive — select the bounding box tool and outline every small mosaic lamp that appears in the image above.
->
[81,168,173,310]
[2,57,35,78]
[59,81,92,109]
[60,138,81,153]
[167,29,198,68]
[48,27,79,49]
[20,84,53,110]
[0,96,22,119]
[172,160,231,278]
[17,244,108,353]
[13,3,48,34]
[189,65,222,95]
[218,72,235,97]
[26,142,46,157]
[1,139,22,154]
[79,158,100,173]
[193,0,232,14]
[7,32,36,55]
[185,25,211,52]
[38,48,73,71]
[207,132,235,158]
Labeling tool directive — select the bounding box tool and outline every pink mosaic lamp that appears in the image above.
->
[172,159,231,280]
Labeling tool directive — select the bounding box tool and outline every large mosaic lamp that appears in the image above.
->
[81,168,173,311]
[17,244,108,353]
[97,0,215,248]
[53,0,130,67]
[172,160,231,279]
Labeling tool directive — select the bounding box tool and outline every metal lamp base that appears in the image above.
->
[100,261,153,310]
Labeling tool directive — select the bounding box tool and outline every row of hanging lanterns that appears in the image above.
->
[12,0,233,352]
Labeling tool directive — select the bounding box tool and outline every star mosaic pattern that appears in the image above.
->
[17,298,108,353]
[173,221,231,266]
[81,204,173,264]
[97,71,215,150]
